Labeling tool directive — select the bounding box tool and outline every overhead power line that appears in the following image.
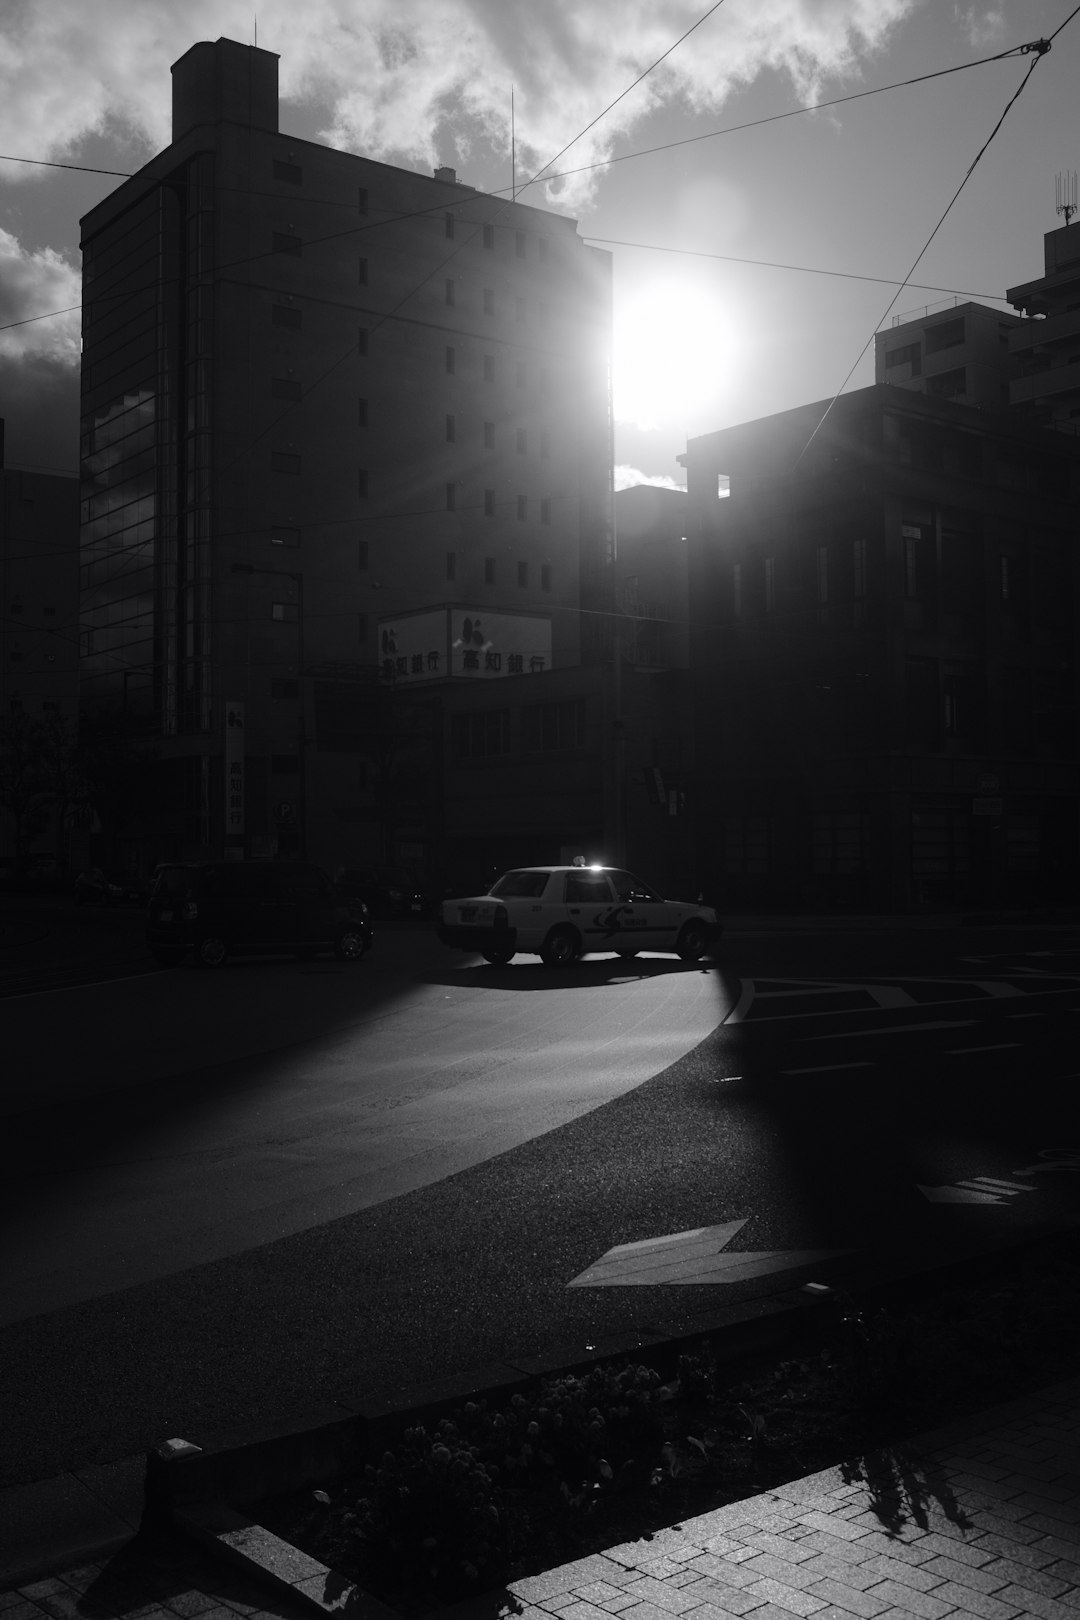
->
[794,33,1060,470]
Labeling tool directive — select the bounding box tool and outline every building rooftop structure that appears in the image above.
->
[1006,220,1080,430]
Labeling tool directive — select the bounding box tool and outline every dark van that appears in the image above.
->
[146,861,372,969]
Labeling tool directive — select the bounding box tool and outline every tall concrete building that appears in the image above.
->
[1007,221,1080,430]
[78,37,612,872]
[874,301,1022,409]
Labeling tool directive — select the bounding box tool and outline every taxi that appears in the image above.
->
[437,861,721,966]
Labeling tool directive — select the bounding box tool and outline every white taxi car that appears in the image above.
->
[437,863,721,966]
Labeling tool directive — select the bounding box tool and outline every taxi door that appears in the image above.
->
[606,869,674,951]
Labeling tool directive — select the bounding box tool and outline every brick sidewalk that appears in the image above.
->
[3,1378,1078,1620]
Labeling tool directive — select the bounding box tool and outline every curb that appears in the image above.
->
[5,1216,1076,1599]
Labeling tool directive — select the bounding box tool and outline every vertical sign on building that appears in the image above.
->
[224,700,245,855]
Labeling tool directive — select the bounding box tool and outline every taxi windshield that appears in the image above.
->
[490,870,551,899]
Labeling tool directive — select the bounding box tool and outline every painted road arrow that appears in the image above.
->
[567,1218,852,1288]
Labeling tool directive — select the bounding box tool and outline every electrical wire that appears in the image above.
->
[792,36,1057,472]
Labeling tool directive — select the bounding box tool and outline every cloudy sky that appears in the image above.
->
[0,0,1076,487]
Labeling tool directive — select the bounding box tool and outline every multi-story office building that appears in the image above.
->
[874,301,1022,409]
[78,37,612,873]
[681,386,1080,911]
[1007,220,1080,430]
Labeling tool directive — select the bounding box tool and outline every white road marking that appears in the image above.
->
[568,1218,853,1288]
[918,1184,1004,1204]
[780,1061,876,1075]
[945,1043,1021,1054]
[801,1020,975,1041]
[968,1175,1039,1193]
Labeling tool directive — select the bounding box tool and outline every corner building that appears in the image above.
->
[682,386,1080,912]
[79,37,612,871]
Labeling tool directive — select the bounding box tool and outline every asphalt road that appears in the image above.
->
[1,904,1078,1490]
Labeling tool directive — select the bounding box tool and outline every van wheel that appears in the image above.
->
[616,948,639,959]
[334,929,367,961]
[482,945,514,965]
[195,934,228,969]
[676,920,709,962]
[540,925,580,967]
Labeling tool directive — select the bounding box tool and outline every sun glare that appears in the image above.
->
[612,278,739,434]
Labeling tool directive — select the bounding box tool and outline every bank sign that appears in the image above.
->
[377,608,553,683]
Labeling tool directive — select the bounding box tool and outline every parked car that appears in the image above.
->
[437,863,722,966]
[73,867,144,905]
[334,866,424,918]
[146,860,372,968]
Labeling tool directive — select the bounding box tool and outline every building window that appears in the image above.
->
[517,494,527,521]
[446,483,456,511]
[357,186,368,214]
[541,563,551,590]
[483,223,494,249]
[516,428,526,454]
[853,536,867,599]
[452,710,510,758]
[523,701,583,752]
[358,539,369,570]
[445,279,455,306]
[483,288,495,316]
[540,497,551,525]
[273,231,302,255]
[272,679,299,699]
[271,526,300,548]
[272,304,301,328]
[357,257,368,285]
[927,367,966,400]
[445,346,455,374]
[271,376,302,400]
[816,545,828,604]
[732,562,742,618]
[483,421,495,449]
[925,316,964,354]
[1000,554,1012,601]
[884,341,921,375]
[518,560,528,587]
[484,557,496,584]
[484,488,495,516]
[764,556,775,612]
[272,451,301,474]
[483,354,495,382]
[357,327,368,355]
[446,551,456,581]
[812,813,869,875]
[273,160,302,183]
[446,414,456,443]
[445,212,455,239]
[357,397,368,427]
[272,602,298,622]
[515,230,526,258]
[358,468,368,498]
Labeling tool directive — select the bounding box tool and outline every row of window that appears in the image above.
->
[445,555,552,588]
[726,532,1069,617]
[452,700,584,758]
[269,158,555,263]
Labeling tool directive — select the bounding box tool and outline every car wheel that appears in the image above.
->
[676,920,709,962]
[540,925,580,967]
[153,948,186,968]
[195,934,228,969]
[616,948,640,959]
[481,946,515,965]
[334,929,367,961]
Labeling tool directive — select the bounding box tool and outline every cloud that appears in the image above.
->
[0,0,920,210]
[957,4,1008,49]
[614,464,684,492]
[0,227,81,364]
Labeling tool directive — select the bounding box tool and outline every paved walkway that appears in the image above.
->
[3,1377,1078,1620]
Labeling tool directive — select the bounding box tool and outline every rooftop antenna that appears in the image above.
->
[1056,170,1077,225]
[511,87,516,201]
